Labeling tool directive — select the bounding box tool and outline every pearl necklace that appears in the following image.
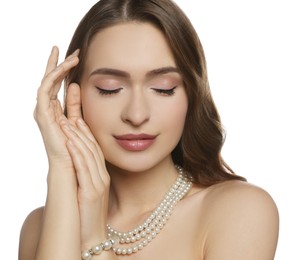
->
[107,165,192,255]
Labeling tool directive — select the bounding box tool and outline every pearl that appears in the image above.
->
[92,245,102,255]
[110,234,120,245]
[106,165,192,256]
[102,240,112,250]
[81,250,92,260]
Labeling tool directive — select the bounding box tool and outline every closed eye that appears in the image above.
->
[151,86,177,96]
[95,87,123,95]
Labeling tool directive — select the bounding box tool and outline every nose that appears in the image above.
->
[121,89,150,127]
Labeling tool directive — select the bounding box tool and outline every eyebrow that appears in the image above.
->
[89,66,180,78]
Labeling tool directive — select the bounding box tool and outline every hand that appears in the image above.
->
[60,88,111,248]
[34,46,80,169]
[32,47,85,260]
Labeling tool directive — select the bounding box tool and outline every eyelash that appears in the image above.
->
[95,86,177,96]
[96,87,122,95]
[151,86,177,96]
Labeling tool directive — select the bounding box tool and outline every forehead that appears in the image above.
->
[84,22,176,74]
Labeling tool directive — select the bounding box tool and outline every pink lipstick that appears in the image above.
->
[114,134,157,151]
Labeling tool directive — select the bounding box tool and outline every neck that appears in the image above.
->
[107,158,178,229]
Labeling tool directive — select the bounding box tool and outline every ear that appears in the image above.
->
[66,83,82,122]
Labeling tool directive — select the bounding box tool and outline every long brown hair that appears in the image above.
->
[65,0,246,186]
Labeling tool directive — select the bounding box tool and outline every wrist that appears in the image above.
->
[48,157,74,171]
[47,164,77,192]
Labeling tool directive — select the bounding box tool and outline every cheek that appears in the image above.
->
[159,95,188,132]
[168,90,188,123]
[173,97,188,137]
[170,106,187,135]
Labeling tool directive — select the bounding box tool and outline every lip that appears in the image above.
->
[114,134,157,151]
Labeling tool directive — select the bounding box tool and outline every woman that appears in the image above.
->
[19,0,279,259]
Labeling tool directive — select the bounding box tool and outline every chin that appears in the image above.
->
[105,155,172,174]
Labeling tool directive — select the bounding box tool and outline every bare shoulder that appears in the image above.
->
[194,181,279,259]
[202,180,278,212]
[19,207,44,260]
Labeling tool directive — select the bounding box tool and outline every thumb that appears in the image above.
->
[66,83,82,121]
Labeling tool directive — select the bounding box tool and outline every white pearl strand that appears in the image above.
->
[107,165,192,255]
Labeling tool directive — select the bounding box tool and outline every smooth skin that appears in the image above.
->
[19,23,279,260]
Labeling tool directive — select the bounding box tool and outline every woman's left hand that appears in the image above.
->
[60,83,111,249]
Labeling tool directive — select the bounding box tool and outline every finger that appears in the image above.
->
[44,51,80,95]
[37,53,79,112]
[60,118,104,163]
[75,120,110,186]
[66,83,83,121]
[54,99,67,122]
[76,119,102,150]
[76,119,106,166]
[44,46,59,77]
[66,139,94,189]
[62,123,107,189]
[44,47,79,77]
[40,48,79,98]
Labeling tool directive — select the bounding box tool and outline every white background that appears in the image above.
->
[0,0,297,259]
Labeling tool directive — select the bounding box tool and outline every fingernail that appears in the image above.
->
[74,49,80,55]
[71,49,80,57]
[66,50,79,61]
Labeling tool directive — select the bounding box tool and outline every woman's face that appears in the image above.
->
[80,22,188,172]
